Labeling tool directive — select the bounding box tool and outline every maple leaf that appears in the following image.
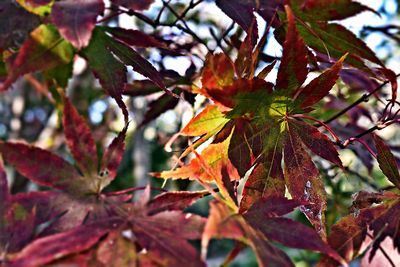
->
[103,27,167,49]
[128,209,205,266]
[203,197,344,266]
[368,200,400,261]
[16,0,53,16]
[295,54,346,108]
[200,52,236,91]
[51,0,105,49]
[318,191,400,266]
[0,92,207,266]
[82,26,168,122]
[276,1,384,72]
[101,187,206,267]
[275,6,308,93]
[157,5,345,234]
[240,162,285,213]
[247,198,342,260]
[178,104,230,154]
[373,134,400,189]
[0,161,37,255]
[0,97,129,235]
[146,190,209,215]
[290,0,377,22]
[7,219,122,267]
[63,97,99,177]
[286,119,342,167]
[1,24,74,91]
[215,0,258,44]
[153,136,239,184]
[36,187,207,267]
[284,120,328,235]
[92,229,137,267]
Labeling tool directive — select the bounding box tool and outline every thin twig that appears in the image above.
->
[324,73,400,124]
[161,0,211,52]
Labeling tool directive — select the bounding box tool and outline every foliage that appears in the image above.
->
[0,0,399,266]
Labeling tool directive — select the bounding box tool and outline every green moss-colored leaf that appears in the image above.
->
[16,0,54,16]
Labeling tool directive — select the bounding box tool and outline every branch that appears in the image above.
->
[324,73,400,124]
[161,0,211,52]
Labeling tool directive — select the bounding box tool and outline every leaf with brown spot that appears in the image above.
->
[284,123,327,236]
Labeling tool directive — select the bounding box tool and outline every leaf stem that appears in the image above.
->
[342,137,377,158]
[103,186,168,196]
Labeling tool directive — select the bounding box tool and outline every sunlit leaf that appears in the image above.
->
[16,0,53,16]
[201,53,235,92]
[180,104,229,138]
[1,24,74,91]
[284,123,327,235]
[153,137,239,183]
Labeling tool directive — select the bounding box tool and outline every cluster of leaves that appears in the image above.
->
[0,0,399,266]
